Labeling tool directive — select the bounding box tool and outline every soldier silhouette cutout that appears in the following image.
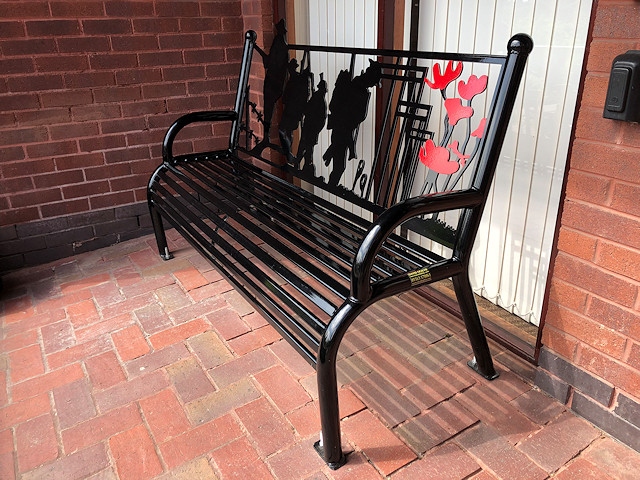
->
[278,58,312,159]
[295,74,328,177]
[254,19,289,146]
[322,60,382,187]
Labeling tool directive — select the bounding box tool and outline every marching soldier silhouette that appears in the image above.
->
[322,60,382,187]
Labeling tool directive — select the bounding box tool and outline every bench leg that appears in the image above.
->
[452,273,499,380]
[149,202,173,261]
[315,301,364,469]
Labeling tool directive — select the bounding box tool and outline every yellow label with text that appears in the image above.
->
[408,267,431,286]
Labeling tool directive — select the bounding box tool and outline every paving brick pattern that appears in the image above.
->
[1,232,639,479]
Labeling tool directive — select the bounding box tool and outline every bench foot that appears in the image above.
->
[160,247,173,261]
[468,357,499,380]
[314,440,346,470]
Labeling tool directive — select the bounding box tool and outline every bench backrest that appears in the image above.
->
[231,27,532,249]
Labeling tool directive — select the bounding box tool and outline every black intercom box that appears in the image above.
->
[603,50,640,122]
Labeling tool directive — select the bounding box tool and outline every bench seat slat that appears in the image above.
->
[153,181,330,342]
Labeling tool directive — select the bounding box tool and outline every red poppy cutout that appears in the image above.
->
[425,60,463,90]
[458,74,488,100]
[419,139,460,175]
[471,117,487,138]
[444,98,474,126]
[449,140,470,167]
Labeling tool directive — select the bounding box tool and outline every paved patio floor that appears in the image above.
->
[2,231,639,479]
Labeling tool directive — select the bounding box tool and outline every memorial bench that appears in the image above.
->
[147,23,532,469]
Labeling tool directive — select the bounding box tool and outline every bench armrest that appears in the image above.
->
[351,189,484,302]
[162,110,238,163]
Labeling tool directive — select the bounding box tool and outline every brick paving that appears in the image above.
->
[1,231,639,479]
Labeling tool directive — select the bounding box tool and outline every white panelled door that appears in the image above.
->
[293,0,591,326]
[414,0,591,325]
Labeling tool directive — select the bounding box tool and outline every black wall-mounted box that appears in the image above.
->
[603,50,640,122]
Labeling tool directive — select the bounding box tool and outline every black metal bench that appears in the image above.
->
[147,23,532,469]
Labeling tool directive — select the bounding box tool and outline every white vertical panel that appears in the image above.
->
[414,0,592,325]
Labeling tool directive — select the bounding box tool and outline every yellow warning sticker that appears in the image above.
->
[408,267,431,286]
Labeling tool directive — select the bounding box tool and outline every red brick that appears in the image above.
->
[10,187,62,208]
[583,437,640,479]
[188,330,233,370]
[0,394,50,430]
[71,103,121,122]
[266,437,326,480]
[125,343,190,378]
[106,1,155,16]
[548,278,589,313]
[12,363,84,402]
[210,437,273,480]
[35,55,89,73]
[16,414,58,473]
[148,318,209,350]
[0,428,13,480]
[394,443,481,480]
[155,1,199,17]
[66,299,99,328]
[79,134,128,153]
[611,182,640,217]
[268,339,315,378]
[139,389,190,443]
[47,335,112,371]
[555,457,615,480]
[254,365,311,414]
[456,424,547,480]
[9,345,45,384]
[545,302,627,359]
[342,409,416,476]
[41,320,75,354]
[569,141,640,183]
[580,72,610,108]
[165,357,216,403]
[110,424,163,480]
[111,34,159,52]
[26,19,81,35]
[209,347,278,388]
[62,403,142,454]
[112,324,150,361]
[457,383,537,445]
[133,15,180,31]
[553,252,637,308]
[2,38,57,56]
[82,19,132,35]
[578,346,640,396]
[0,126,48,145]
[236,397,296,457]
[396,399,478,454]
[227,324,281,356]
[84,351,126,390]
[517,411,599,473]
[596,241,640,282]
[9,75,65,94]
[285,401,320,437]
[540,325,579,361]
[94,370,169,412]
[89,191,136,209]
[556,228,597,262]
[53,379,96,429]
[173,266,209,291]
[20,443,110,480]
[160,413,243,469]
[208,307,250,341]
[33,170,85,190]
[60,273,110,295]
[40,89,94,108]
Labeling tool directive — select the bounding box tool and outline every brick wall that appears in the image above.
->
[0,0,273,273]
[536,0,640,452]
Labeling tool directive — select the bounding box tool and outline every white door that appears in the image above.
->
[293,0,592,326]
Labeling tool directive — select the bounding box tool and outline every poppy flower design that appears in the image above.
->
[419,139,460,175]
[449,140,470,167]
[471,117,487,138]
[444,98,474,126]
[458,75,488,100]
[425,60,463,91]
